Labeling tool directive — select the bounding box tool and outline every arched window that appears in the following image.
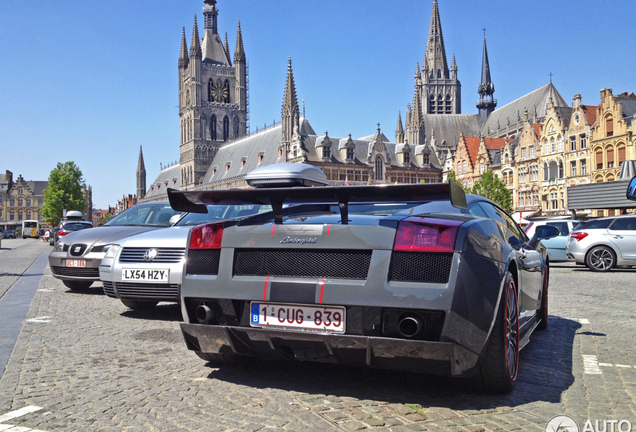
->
[200,114,206,140]
[210,115,217,140]
[463,161,466,173]
[208,79,214,102]
[543,162,549,180]
[232,116,240,138]
[618,145,626,166]
[606,117,614,137]
[606,146,615,168]
[437,69,441,79]
[375,157,384,180]
[558,160,564,178]
[550,138,556,153]
[223,116,229,141]
[596,149,603,170]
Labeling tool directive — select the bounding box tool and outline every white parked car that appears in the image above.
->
[99,204,270,310]
[524,219,581,262]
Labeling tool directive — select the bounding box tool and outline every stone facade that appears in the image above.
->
[0,172,48,230]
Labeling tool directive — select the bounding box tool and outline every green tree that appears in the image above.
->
[470,170,513,214]
[42,162,86,226]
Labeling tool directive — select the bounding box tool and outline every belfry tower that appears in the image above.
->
[418,0,461,114]
[178,0,248,189]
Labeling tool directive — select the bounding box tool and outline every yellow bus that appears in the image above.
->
[22,220,40,239]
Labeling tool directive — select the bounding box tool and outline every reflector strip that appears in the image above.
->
[319,278,326,304]
[263,276,270,301]
[271,225,276,236]
[326,224,331,236]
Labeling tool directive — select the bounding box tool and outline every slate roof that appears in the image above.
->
[144,164,180,200]
[25,181,48,196]
[616,95,636,126]
[481,83,567,135]
[424,114,481,152]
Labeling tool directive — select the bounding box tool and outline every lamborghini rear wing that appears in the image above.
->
[168,181,466,225]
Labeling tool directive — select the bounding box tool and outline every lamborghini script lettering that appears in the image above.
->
[279,237,317,245]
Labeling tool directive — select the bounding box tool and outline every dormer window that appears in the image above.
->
[241,157,246,168]
[226,162,231,172]
[423,153,430,165]
[322,146,331,159]
[346,148,354,160]
[403,152,410,164]
[18,188,23,194]
[258,152,264,163]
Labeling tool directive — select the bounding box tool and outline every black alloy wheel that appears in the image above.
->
[585,245,616,272]
[477,271,519,393]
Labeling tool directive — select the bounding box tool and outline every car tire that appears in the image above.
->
[476,271,519,393]
[537,263,549,331]
[63,280,93,290]
[195,351,244,364]
[585,246,616,272]
[121,300,159,310]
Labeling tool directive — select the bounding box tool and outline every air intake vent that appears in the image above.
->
[389,252,452,283]
[234,249,372,279]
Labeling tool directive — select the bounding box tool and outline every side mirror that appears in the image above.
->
[626,176,636,201]
[169,214,181,226]
[528,225,559,249]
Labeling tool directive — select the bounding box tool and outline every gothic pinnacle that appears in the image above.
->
[179,27,189,67]
[190,15,201,57]
[234,20,245,62]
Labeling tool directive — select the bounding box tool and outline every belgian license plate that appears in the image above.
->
[250,302,345,333]
[122,268,169,283]
[66,259,86,268]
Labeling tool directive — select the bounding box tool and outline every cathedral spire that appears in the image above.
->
[281,57,300,148]
[283,57,299,113]
[424,0,449,79]
[136,146,146,201]
[477,34,496,124]
[395,111,405,143]
[234,20,246,63]
[203,0,218,34]
[179,27,189,68]
[190,15,201,57]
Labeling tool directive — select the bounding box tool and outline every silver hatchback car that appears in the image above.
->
[566,215,636,272]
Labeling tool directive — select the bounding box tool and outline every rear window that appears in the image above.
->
[63,223,92,230]
[576,219,612,230]
[547,222,569,236]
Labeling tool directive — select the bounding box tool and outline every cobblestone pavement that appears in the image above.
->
[0,243,634,431]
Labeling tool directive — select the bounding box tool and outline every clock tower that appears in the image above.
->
[179,0,248,189]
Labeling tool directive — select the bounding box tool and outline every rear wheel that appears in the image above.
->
[537,263,549,330]
[63,280,93,290]
[121,300,158,310]
[585,246,615,272]
[476,271,519,393]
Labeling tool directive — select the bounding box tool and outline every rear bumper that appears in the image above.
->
[180,323,480,377]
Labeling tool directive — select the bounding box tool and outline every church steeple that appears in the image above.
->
[136,146,146,200]
[203,0,218,34]
[281,57,300,153]
[424,0,448,80]
[395,111,404,144]
[477,34,496,124]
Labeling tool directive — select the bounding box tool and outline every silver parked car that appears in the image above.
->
[49,201,180,290]
[99,204,270,310]
[566,215,636,272]
[524,219,580,262]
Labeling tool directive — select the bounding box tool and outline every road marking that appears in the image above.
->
[25,317,51,324]
[579,318,590,325]
[615,364,632,368]
[599,363,613,367]
[0,407,42,423]
[582,355,602,374]
[36,290,53,292]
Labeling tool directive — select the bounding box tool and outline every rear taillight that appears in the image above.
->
[394,217,463,253]
[570,232,588,242]
[189,222,223,249]
[58,230,68,236]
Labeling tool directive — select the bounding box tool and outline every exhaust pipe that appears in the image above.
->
[398,316,423,338]
[196,304,215,324]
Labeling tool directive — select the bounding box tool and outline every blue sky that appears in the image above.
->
[1,0,635,209]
